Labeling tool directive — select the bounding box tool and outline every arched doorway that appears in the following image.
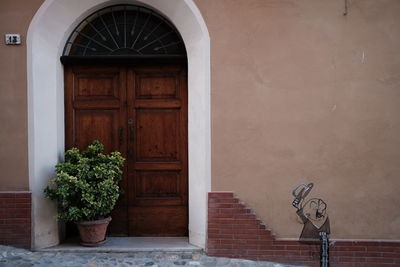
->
[63,5,188,236]
[28,0,210,249]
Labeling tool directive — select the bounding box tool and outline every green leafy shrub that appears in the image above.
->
[44,140,125,222]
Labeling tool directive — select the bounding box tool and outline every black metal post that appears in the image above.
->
[320,232,329,267]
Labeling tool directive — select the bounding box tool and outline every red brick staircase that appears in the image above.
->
[207,192,400,266]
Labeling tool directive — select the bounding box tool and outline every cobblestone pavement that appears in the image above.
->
[0,245,301,267]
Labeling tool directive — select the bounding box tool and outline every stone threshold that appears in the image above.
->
[37,237,202,253]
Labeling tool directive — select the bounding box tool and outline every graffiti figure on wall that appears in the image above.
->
[292,183,330,266]
[292,183,330,241]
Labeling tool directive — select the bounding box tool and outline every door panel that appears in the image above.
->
[74,110,119,154]
[65,66,126,153]
[135,171,180,198]
[129,206,188,236]
[65,66,128,235]
[136,75,178,99]
[127,66,187,236]
[128,171,183,206]
[136,109,180,162]
[74,73,120,100]
[65,64,187,237]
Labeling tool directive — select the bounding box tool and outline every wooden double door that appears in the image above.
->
[65,64,188,236]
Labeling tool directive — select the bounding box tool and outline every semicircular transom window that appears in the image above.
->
[63,5,186,56]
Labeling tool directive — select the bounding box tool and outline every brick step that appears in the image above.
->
[208,192,275,244]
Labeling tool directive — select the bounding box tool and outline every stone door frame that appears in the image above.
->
[27,0,210,249]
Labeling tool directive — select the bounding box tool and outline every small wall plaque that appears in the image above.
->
[5,34,21,45]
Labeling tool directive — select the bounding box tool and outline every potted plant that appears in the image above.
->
[44,140,125,247]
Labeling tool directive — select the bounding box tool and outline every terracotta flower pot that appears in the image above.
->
[75,217,112,247]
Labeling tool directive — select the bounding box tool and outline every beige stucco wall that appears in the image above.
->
[1,0,400,241]
[195,0,400,240]
[0,0,44,190]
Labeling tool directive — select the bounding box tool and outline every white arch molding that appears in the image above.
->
[27,0,211,249]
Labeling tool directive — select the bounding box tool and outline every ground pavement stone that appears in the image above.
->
[0,245,303,267]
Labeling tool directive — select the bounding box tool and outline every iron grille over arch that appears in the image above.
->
[63,5,186,57]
